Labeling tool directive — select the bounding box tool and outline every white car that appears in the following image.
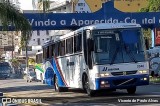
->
[23,68,34,75]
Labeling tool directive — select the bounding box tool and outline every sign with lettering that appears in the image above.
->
[1,1,160,31]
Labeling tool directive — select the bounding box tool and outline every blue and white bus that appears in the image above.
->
[43,23,149,96]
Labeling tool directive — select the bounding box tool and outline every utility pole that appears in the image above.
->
[12,32,14,59]
[25,39,29,75]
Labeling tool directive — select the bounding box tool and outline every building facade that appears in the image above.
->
[20,10,51,57]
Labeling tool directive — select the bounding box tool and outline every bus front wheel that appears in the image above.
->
[127,86,136,94]
[54,76,68,92]
[83,75,95,96]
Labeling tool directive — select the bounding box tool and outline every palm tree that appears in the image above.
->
[32,0,50,12]
[0,0,31,49]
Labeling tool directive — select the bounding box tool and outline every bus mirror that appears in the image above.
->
[88,39,94,51]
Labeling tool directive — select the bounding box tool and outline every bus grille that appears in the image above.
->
[111,71,137,76]
[112,78,137,86]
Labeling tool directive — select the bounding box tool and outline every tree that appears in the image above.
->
[0,0,31,43]
[139,0,160,48]
[140,0,160,12]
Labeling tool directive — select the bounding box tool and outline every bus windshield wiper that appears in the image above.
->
[110,46,120,65]
[124,44,137,63]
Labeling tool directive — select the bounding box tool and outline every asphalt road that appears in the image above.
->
[0,77,160,106]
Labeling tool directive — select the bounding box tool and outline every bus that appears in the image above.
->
[42,23,149,96]
[35,51,44,82]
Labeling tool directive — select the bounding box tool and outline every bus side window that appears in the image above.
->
[43,48,45,60]
[74,33,82,53]
[59,40,65,56]
[49,45,52,58]
[55,42,59,57]
[66,37,73,54]
[52,44,55,57]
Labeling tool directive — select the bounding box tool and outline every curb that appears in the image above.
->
[149,82,160,85]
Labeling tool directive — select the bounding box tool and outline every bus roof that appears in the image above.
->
[43,23,141,46]
[82,23,141,30]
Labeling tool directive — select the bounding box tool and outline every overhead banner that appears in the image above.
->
[1,1,160,31]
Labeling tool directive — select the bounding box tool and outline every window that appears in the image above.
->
[49,45,52,58]
[37,30,40,36]
[74,33,82,53]
[59,40,65,56]
[43,48,46,59]
[47,46,49,58]
[66,37,73,54]
[55,42,59,57]
[52,44,55,57]
[46,30,49,35]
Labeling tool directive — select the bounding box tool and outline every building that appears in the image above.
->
[0,31,20,60]
[73,0,148,13]
[0,0,21,59]
[22,30,50,56]
[20,11,51,57]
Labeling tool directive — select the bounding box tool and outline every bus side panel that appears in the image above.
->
[57,57,69,87]
[44,60,55,85]
[52,58,68,87]
[69,54,83,88]
[35,64,44,81]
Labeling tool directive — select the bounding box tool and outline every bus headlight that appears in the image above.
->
[96,73,110,77]
[138,70,148,74]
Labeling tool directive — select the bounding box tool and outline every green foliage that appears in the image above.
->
[140,0,160,12]
[142,28,152,47]
[0,0,31,44]
[139,0,160,48]
[10,58,19,67]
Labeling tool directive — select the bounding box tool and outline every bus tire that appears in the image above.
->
[54,76,68,92]
[127,86,136,94]
[83,75,95,96]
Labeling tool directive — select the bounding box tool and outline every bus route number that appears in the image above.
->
[137,65,144,68]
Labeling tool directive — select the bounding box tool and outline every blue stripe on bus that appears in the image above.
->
[52,58,67,87]
[44,58,67,87]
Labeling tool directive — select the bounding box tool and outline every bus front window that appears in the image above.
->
[93,29,145,65]
[93,30,120,64]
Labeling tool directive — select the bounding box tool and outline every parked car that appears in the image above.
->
[26,71,37,82]
[0,62,12,79]
[149,57,160,77]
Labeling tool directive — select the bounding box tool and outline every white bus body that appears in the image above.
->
[35,51,44,82]
[43,23,149,96]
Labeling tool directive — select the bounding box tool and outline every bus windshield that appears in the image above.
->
[93,29,145,65]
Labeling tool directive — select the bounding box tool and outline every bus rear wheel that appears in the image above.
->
[54,76,68,92]
[83,75,95,96]
[127,86,136,94]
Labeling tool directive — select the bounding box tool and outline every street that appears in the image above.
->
[0,76,160,106]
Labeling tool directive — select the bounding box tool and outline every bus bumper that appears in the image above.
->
[95,74,149,90]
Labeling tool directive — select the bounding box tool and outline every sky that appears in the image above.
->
[18,0,63,10]
[19,0,33,10]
